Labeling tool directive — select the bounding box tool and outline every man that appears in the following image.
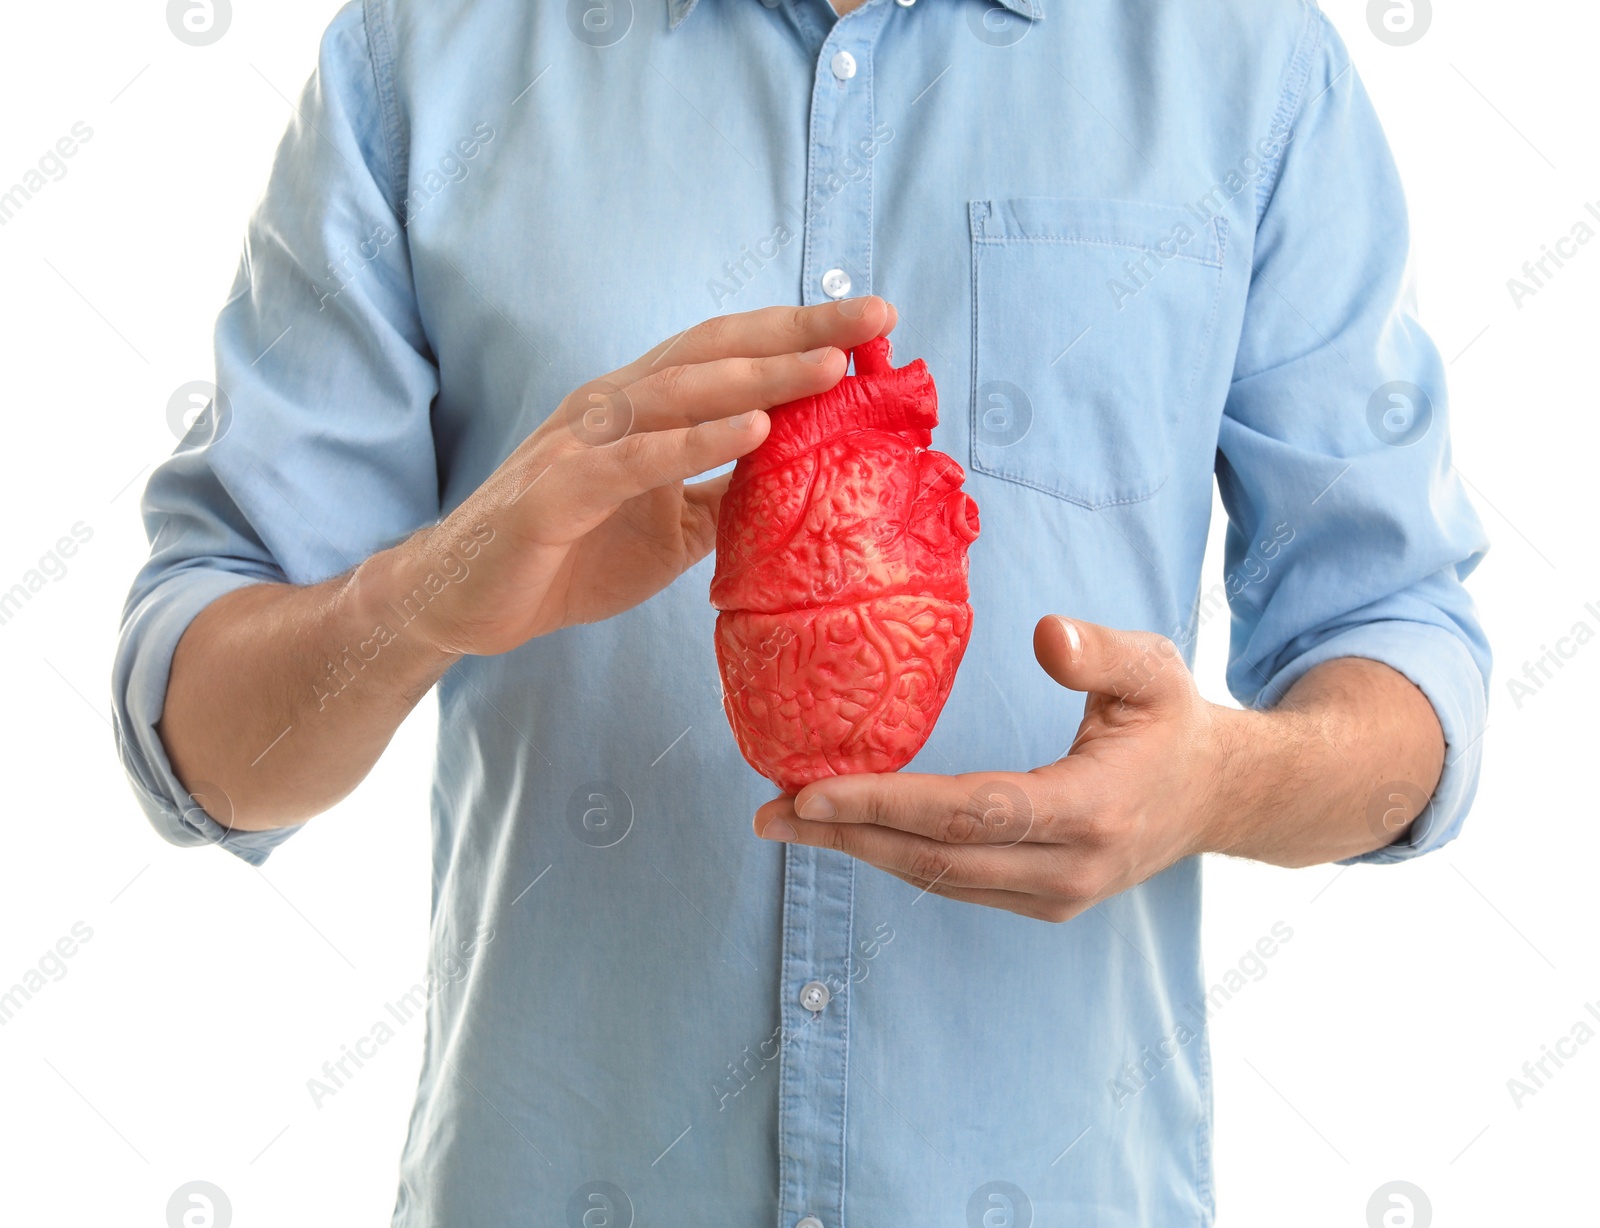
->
[114,0,1489,1223]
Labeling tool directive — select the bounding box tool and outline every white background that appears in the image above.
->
[0,0,1594,1224]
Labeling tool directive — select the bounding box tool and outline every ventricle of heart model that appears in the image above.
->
[710,335,981,795]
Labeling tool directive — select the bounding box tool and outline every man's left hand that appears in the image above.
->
[755,610,1452,921]
[752,616,1240,921]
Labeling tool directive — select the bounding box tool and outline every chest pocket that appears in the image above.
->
[968,198,1227,509]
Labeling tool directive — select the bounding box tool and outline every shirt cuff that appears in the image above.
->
[113,569,306,866]
[1251,620,1488,865]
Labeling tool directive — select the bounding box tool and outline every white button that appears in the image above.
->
[799,980,832,1012]
[895,0,916,6]
[821,268,852,299]
[830,49,857,81]
[797,1219,825,1228]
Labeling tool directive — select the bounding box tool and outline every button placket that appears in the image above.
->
[775,845,856,1228]
[782,10,892,1226]
[797,1,890,313]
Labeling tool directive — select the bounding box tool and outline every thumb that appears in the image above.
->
[683,470,732,520]
[682,471,738,564]
[1032,615,1189,707]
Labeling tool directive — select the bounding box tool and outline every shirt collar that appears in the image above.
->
[669,0,1044,31]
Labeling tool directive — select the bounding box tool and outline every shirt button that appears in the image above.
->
[799,980,832,1012]
[830,49,857,81]
[797,1219,825,1228]
[821,268,852,299]
[896,0,916,6]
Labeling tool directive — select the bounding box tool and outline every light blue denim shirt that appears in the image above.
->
[113,0,1490,1223]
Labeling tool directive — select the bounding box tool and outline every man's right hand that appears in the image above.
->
[378,296,895,657]
[159,297,895,830]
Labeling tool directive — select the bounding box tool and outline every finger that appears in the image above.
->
[878,868,1086,924]
[615,297,894,382]
[574,409,773,504]
[1033,615,1191,708]
[609,348,850,436]
[507,417,760,546]
[677,470,734,561]
[755,811,1066,897]
[773,771,1052,846]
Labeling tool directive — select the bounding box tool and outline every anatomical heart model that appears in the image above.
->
[710,335,980,795]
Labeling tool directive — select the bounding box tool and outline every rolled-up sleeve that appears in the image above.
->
[112,0,439,864]
[1217,12,1491,865]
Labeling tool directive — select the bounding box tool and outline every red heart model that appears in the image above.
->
[710,335,980,795]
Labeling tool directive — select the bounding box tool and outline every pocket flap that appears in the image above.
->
[972,197,1225,268]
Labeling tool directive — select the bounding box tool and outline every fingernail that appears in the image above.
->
[1056,616,1083,662]
[760,817,798,842]
[798,345,834,364]
[796,793,836,820]
[836,297,873,319]
[729,410,759,429]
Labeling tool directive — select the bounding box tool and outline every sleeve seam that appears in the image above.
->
[1254,0,1325,227]
[362,0,408,217]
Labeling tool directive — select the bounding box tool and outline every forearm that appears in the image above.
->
[159,541,459,831]
[150,303,887,836]
[1202,657,1445,867]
